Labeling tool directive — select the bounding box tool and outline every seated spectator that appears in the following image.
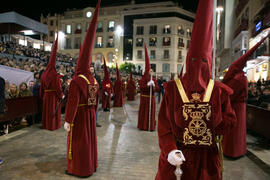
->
[8,84,19,99]
[19,82,32,97]
[28,80,34,93]
[257,87,270,109]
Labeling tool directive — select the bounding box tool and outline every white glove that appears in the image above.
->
[167,150,185,166]
[147,80,155,87]
[111,93,113,97]
[62,95,65,99]
[105,92,108,96]
[64,122,70,132]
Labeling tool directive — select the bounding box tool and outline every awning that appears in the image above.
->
[0,11,48,35]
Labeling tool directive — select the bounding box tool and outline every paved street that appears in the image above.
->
[0,98,270,180]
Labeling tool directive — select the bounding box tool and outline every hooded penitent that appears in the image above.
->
[113,63,124,107]
[64,0,101,177]
[103,57,111,82]
[102,57,113,109]
[155,0,236,179]
[222,32,269,158]
[127,70,136,101]
[181,0,213,93]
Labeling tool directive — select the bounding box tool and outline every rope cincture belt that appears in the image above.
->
[78,104,87,107]
[141,94,151,98]
[44,89,56,92]
[68,123,74,160]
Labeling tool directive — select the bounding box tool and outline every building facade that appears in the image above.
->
[217,0,270,81]
[40,1,195,77]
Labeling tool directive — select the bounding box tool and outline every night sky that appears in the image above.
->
[0,0,198,21]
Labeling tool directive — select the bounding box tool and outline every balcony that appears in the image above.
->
[74,29,81,34]
[107,27,115,32]
[95,44,103,48]
[178,42,185,48]
[107,43,114,48]
[136,43,143,47]
[96,28,103,32]
[163,28,171,34]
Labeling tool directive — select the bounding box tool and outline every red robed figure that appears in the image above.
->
[127,71,136,101]
[113,63,124,107]
[137,44,159,131]
[40,34,63,131]
[102,58,113,109]
[222,33,270,158]
[64,0,100,177]
[155,0,236,179]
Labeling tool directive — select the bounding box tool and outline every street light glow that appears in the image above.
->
[20,30,35,35]
[115,26,123,36]
[216,7,224,13]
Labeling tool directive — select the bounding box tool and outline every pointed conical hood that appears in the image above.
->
[42,33,59,87]
[116,63,120,80]
[144,44,150,76]
[103,57,110,81]
[47,33,58,72]
[223,33,270,83]
[75,0,101,75]
[182,0,213,92]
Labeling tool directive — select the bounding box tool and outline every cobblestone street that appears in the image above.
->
[0,99,270,180]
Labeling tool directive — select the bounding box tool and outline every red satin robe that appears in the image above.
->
[113,80,124,107]
[40,74,63,130]
[155,80,236,180]
[65,75,98,177]
[127,80,136,101]
[137,77,159,131]
[102,80,112,109]
[222,72,248,158]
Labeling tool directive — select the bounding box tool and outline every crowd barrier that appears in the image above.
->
[246,104,270,139]
[0,96,41,124]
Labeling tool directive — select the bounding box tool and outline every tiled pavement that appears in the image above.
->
[0,98,270,180]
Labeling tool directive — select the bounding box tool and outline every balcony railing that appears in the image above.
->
[178,42,185,48]
[107,43,114,48]
[96,28,103,32]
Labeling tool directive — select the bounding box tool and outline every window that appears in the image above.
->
[151,64,156,72]
[164,50,170,59]
[178,51,182,60]
[97,22,103,32]
[128,39,133,46]
[163,25,171,34]
[50,20,54,26]
[75,24,82,34]
[136,26,144,35]
[187,28,192,38]
[178,38,184,47]
[178,26,184,35]
[149,25,157,34]
[149,37,157,47]
[137,50,143,59]
[50,31,54,37]
[162,63,170,72]
[66,25,71,34]
[150,50,156,59]
[108,21,115,32]
[65,38,71,49]
[136,38,143,47]
[75,37,81,49]
[96,36,103,48]
[107,36,114,48]
[163,37,171,46]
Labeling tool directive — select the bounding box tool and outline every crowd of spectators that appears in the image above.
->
[247,77,270,109]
